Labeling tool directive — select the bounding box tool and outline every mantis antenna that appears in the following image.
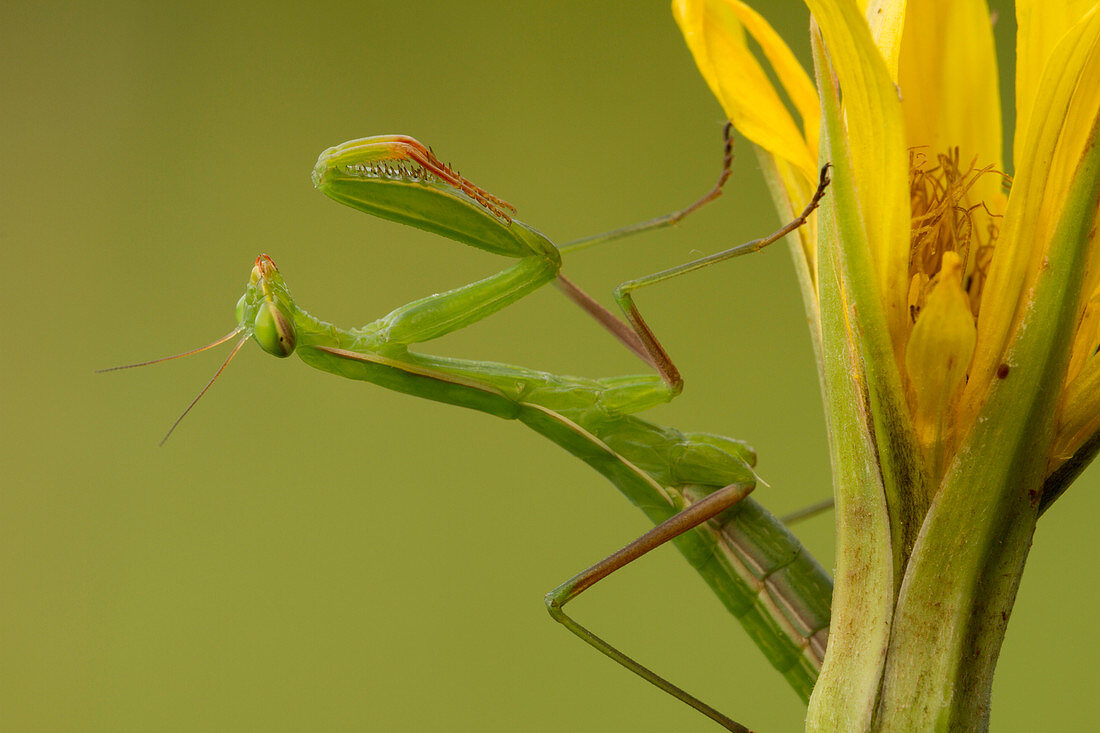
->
[155,335,250,446]
[95,326,245,373]
[97,326,250,445]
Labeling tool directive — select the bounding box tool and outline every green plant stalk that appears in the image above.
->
[804,27,894,732]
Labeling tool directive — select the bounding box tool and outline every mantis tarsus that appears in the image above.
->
[104,131,833,730]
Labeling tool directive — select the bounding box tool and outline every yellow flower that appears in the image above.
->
[674,1,1100,729]
[677,0,1100,480]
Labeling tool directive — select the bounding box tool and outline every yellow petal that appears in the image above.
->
[1054,350,1100,464]
[725,0,821,163]
[1067,287,1100,385]
[905,252,977,470]
[1054,30,1100,307]
[672,0,816,179]
[865,0,907,82]
[961,7,1100,427]
[804,0,911,361]
[1015,0,1099,173]
[898,0,1003,189]
[710,1,824,279]
[673,0,730,117]
[898,0,1005,293]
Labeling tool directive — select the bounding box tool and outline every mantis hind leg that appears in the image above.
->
[544,481,755,733]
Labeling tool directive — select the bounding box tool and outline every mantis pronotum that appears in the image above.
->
[104,131,833,730]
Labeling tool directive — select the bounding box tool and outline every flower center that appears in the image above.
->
[902,148,1010,477]
[906,148,1008,324]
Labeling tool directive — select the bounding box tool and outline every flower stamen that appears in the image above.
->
[902,149,1010,477]
[906,147,1008,322]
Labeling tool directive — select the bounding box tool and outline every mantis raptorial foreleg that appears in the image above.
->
[376,255,558,346]
[105,132,833,730]
[315,125,745,388]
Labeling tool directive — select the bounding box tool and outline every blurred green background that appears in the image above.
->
[3,1,1096,730]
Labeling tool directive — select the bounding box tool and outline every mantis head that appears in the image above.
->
[99,254,298,444]
[237,253,297,358]
[311,135,544,259]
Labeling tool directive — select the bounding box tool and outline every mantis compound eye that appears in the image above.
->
[235,294,247,324]
[253,301,296,357]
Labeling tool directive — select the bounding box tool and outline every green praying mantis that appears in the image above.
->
[103,130,833,731]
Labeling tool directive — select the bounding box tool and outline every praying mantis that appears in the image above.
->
[103,130,833,731]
